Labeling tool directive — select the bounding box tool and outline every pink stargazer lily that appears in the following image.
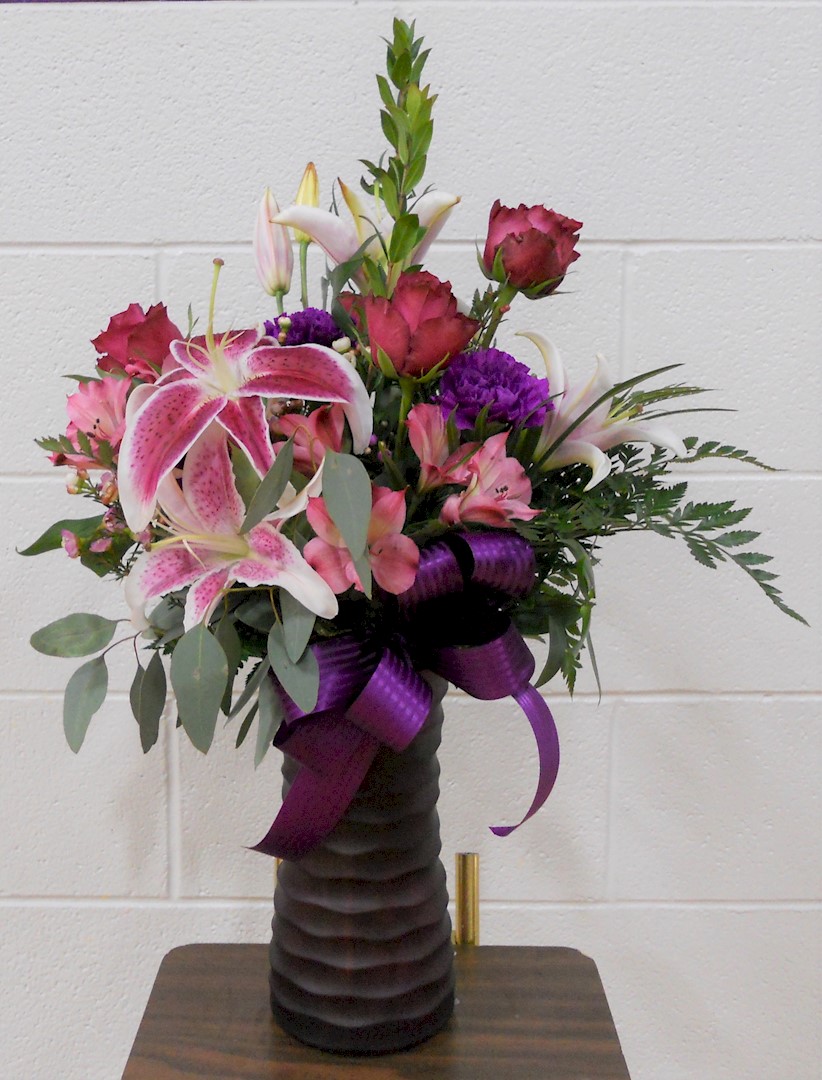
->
[275,182,459,278]
[440,431,539,529]
[117,326,372,532]
[125,425,337,632]
[521,332,687,490]
[304,486,419,596]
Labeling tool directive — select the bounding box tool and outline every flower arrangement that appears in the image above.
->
[24,20,803,859]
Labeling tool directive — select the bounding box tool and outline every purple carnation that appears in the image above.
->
[437,347,552,430]
[263,307,343,349]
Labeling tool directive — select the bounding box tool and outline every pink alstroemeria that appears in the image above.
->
[275,182,459,279]
[440,432,538,529]
[270,404,346,476]
[304,486,419,596]
[117,317,372,532]
[521,332,687,490]
[51,376,130,471]
[125,426,336,632]
[406,403,478,491]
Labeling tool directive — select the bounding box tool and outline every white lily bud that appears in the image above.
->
[254,189,293,296]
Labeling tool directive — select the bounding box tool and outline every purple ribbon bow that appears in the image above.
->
[252,532,560,860]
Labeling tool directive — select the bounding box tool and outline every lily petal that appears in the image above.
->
[216,396,275,476]
[241,343,372,453]
[236,523,338,619]
[185,567,231,631]
[411,191,460,263]
[181,425,246,534]
[546,438,612,490]
[124,542,217,627]
[273,205,360,267]
[118,380,225,532]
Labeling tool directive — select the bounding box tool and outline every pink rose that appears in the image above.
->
[92,303,181,381]
[482,201,582,297]
[349,271,479,378]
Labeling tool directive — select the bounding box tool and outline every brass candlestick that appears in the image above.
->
[453,852,479,946]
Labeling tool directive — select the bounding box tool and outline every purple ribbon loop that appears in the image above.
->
[253,532,561,861]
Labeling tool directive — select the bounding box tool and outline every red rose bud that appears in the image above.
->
[92,303,182,382]
[355,271,479,378]
[482,200,582,297]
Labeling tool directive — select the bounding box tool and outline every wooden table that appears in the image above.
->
[123,944,631,1078]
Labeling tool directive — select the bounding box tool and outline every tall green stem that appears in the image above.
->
[396,377,415,453]
[299,243,309,309]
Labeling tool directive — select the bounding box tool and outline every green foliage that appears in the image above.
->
[254,674,283,767]
[267,623,320,714]
[31,613,119,657]
[241,437,294,532]
[280,591,316,664]
[64,656,108,753]
[130,651,166,753]
[170,625,229,753]
[18,516,104,557]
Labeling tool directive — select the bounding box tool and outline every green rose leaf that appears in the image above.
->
[254,673,283,768]
[170,624,228,754]
[322,449,372,560]
[31,613,119,657]
[280,590,316,663]
[241,437,295,533]
[268,623,319,714]
[129,651,167,753]
[63,656,108,753]
[18,515,104,557]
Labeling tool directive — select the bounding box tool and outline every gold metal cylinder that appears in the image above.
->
[453,852,479,946]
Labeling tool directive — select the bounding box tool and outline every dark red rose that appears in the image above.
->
[351,271,479,378]
[482,201,582,297]
[92,303,181,382]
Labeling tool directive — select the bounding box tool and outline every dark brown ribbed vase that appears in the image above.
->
[269,674,455,1055]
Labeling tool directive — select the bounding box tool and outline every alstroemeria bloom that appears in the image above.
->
[275,181,459,278]
[270,404,346,476]
[51,376,130,471]
[521,332,687,490]
[406,403,477,491]
[125,425,337,632]
[304,486,419,596]
[117,327,372,532]
[440,431,538,528]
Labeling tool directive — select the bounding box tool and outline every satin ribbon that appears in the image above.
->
[253,532,560,860]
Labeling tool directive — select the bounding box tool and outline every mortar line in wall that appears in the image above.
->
[2,896,819,912]
[1,238,819,254]
[164,704,182,901]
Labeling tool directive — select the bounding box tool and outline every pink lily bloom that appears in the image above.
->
[117,327,372,532]
[125,425,337,632]
[275,182,459,279]
[440,431,539,529]
[521,332,687,490]
[254,189,293,297]
[304,486,419,596]
[406,403,478,491]
[51,376,130,471]
[270,404,346,476]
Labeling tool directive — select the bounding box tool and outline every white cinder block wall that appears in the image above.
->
[1,2,819,1078]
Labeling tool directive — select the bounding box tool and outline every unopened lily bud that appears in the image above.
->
[254,188,293,296]
[292,162,319,244]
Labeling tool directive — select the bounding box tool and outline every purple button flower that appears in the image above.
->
[436,347,552,430]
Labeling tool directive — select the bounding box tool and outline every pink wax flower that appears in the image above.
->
[482,201,582,297]
[52,376,130,471]
[440,431,539,528]
[93,303,182,382]
[305,486,419,595]
[406,403,478,491]
[270,404,346,475]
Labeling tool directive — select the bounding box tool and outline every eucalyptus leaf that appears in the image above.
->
[268,623,319,714]
[130,652,167,753]
[255,674,283,768]
[241,438,294,533]
[235,596,277,633]
[63,656,108,753]
[231,443,262,510]
[322,449,372,560]
[31,613,119,658]
[215,618,243,715]
[170,625,228,754]
[235,702,258,748]
[18,515,104,557]
[280,591,316,663]
[228,658,270,720]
